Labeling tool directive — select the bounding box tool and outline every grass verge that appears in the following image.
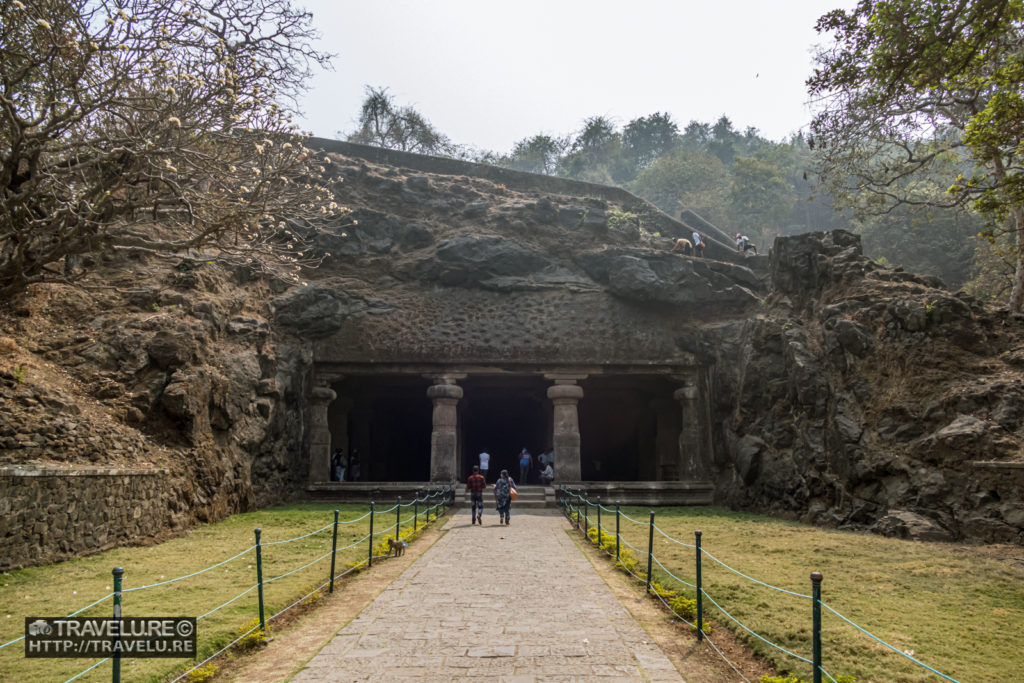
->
[570,504,1024,683]
[0,501,445,682]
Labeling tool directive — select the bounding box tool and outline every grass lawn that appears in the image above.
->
[581,505,1024,683]
[0,501,441,682]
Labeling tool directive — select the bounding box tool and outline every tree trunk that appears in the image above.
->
[1011,205,1024,313]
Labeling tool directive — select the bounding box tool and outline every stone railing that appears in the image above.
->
[0,466,179,570]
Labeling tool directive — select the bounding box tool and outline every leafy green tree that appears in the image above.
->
[501,134,567,175]
[347,86,453,155]
[0,0,337,298]
[622,112,679,171]
[630,148,732,227]
[558,116,629,183]
[808,0,1024,310]
[728,155,796,243]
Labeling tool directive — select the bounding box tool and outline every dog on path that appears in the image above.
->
[387,537,406,557]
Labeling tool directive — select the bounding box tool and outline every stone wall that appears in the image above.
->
[0,467,182,570]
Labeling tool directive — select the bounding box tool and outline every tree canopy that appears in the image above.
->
[808,0,1024,308]
[0,0,340,297]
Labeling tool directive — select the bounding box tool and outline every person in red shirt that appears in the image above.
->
[467,465,487,525]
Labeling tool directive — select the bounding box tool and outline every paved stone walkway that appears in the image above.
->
[292,508,683,681]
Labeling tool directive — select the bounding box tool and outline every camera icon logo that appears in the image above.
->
[28,619,52,636]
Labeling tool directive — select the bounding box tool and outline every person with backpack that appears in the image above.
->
[493,469,516,525]
[692,230,705,257]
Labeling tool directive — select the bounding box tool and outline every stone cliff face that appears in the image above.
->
[715,231,1024,544]
[1,143,1021,570]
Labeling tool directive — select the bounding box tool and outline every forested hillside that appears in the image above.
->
[346,89,995,297]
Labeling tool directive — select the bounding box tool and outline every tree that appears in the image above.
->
[501,134,567,175]
[808,0,1024,310]
[630,148,732,227]
[728,155,796,243]
[346,86,454,155]
[558,116,629,183]
[622,112,679,171]
[0,0,338,298]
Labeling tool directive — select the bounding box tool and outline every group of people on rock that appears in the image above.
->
[669,230,759,258]
[467,447,555,526]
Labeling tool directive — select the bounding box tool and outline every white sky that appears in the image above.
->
[296,0,853,154]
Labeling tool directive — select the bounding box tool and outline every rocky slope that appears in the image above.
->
[2,143,1022,569]
[715,231,1024,544]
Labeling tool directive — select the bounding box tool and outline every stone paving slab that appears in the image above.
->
[292,509,684,681]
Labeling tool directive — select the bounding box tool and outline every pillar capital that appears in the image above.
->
[311,385,337,402]
[547,384,584,401]
[673,385,698,401]
[543,373,588,384]
[427,383,464,401]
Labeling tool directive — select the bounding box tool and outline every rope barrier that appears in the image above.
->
[820,602,960,682]
[263,548,335,585]
[337,510,372,524]
[121,545,257,593]
[64,656,112,682]
[617,509,648,525]
[0,591,114,651]
[651,555,697,590]
[13,501,451,683]
[699,548,812,599]
[700,588,816,668]
[654,524,696,548]
[261,521,335,546]
[195,584,259,621]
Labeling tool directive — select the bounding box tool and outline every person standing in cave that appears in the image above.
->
[518,447,532,484]
[349,449,360,482]
[478,448,491,482]
[331,448,345,482]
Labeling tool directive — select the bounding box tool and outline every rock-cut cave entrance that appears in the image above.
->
[328,375,433,482]
[459,375,550,482]
[326,372,684,484]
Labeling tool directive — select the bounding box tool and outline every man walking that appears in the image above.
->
[467,465,487,525]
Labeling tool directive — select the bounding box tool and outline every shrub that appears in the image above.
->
[187,663,218,682]
[234,617,269,651]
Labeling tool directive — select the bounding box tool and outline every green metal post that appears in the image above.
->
[368,503,375,568]
[112,567,123,683]
[395,496,401,540]
[597,497,602,548]
[254,528,265,632]
[695,530,703,642]
[584,499,589,537]
[812,571,823,683]
[414,492,419,532]
[329,510,339,593]
[646,511,655,594]
[615,502,621,563]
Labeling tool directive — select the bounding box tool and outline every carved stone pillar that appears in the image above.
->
[674,379,705,480]
[309,384,336,485]
[651,398,680,481]
[547,378,585,482]
[328,397,353,478]
[428,379,463,483]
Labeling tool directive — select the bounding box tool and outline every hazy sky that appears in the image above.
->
[296,0,854,154]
